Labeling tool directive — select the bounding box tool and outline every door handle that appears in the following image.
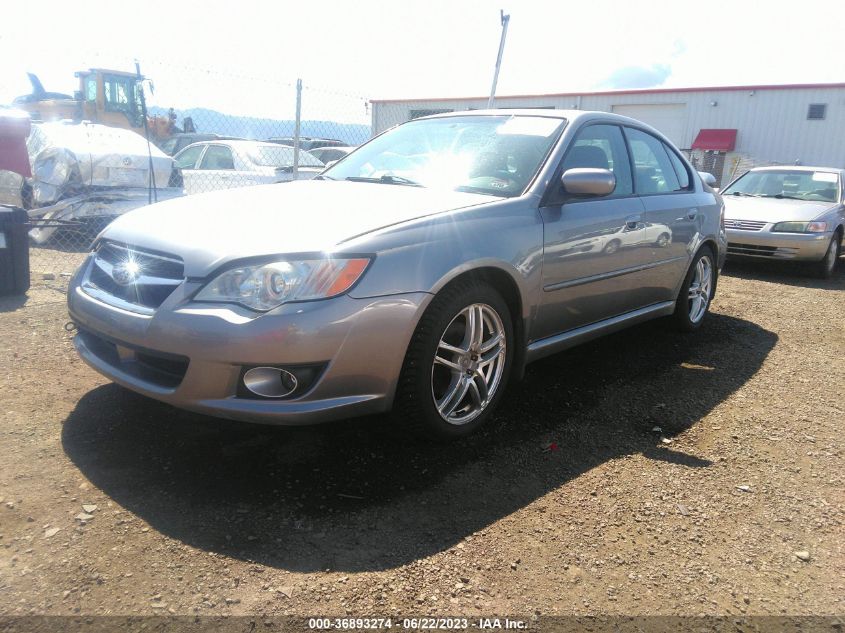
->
[688,208,698,220]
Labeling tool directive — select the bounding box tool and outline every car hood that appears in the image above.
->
[723,195,838,223]
[101,180,500,277]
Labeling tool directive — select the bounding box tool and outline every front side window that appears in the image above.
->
[559,124,633,197]
[323,115,566,197]
[722,170,840,203]
[625,127,684,195]
[199,145,235,170]
[103,76,135,111]
[174,145,205,170]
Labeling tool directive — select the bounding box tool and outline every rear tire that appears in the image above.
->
[394,279,513,441]
[673,246,716,332]
[813,233,841,279]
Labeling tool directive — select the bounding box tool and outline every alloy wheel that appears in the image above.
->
[431,303,507,425]
[688,255,713,324]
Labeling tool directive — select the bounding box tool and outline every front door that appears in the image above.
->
[534,123,652,340]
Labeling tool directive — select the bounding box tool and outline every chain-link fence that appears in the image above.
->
[7,63,371,288]
[6,72,803,293]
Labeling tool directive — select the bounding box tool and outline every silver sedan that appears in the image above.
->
[722,166,844,277]
[68,110,725,439]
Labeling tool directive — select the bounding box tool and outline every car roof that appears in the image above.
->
[179,139,302,151]
[419,108,682,145]
[747,165,844,174]
[420,108,677,130]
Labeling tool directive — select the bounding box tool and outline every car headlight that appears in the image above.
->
[194,257,371,311]
[771,221,828,233]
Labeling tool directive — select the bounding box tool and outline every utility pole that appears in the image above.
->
[487,10,510,109]
[293,78,302,180]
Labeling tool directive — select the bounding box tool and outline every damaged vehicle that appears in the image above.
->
[68,110,725,440]
[0,120,180,244]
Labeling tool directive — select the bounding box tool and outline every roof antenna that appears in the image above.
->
[135,60,158,204]
[487,10,511,109]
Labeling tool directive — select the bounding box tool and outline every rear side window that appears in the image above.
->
[624,127,684,194]
[560,124,633,197]
[666,147,691,189]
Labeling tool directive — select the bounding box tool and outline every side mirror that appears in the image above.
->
[698,171,717,188]
[561,168,616,197]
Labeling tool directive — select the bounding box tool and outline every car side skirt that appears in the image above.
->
[525,300,676,364]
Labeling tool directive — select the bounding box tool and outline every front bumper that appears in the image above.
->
[726,228,832,261]
[68,267,430,425]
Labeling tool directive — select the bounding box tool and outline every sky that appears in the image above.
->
[1,0,843,125]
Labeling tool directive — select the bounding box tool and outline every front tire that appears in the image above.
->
[394,279,513,440]
[603,239,622,254]
[813,233,841,279]
[673,246,716,331]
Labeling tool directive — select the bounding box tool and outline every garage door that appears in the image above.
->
[611,104,687,148]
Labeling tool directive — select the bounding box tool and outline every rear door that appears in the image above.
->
[623,126,699,302]
[195,144,243,191]
[534,123,650,339]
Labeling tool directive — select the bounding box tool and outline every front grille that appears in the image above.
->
[724,219,767,231]
[727,242,800,259]
[728,242,777,257]
[84,241,184,312]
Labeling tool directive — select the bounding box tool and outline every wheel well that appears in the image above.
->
[438,267,527,379]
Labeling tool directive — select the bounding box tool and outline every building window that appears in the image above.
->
[409,109,453,120]
[807,104,827,120]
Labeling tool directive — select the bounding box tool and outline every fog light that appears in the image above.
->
[242,367,298,398]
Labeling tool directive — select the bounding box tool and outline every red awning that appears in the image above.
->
[691,129,737,152]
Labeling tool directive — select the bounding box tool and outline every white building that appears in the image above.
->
[370,83,845,186]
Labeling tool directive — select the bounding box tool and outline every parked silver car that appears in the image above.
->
[68,110,726,439]
[173,140,324,195]
[722,166,844,277]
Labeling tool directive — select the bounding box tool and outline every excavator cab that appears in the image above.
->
[77,70,145,130]
[13,68,182,146]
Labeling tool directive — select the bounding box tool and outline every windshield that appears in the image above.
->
[323,115,566,197]
[247,145,324,168]
[723,169,840,203]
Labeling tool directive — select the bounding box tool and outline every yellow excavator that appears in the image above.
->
[12,68,191,144]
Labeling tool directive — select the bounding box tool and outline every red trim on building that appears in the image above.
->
[691,129,738,152]
[370,82,845,104]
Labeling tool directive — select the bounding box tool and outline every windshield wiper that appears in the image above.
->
[773,194,803,200]
[345,175,422,187]
[314,174,337,180]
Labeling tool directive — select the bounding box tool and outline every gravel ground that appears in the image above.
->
[0,257,842,623]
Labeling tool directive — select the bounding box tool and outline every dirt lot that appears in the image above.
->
[1,257,843,624]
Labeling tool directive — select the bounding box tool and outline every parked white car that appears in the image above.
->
[173,140,324,195]
[722,166,844,277]
[557,221,673,257]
